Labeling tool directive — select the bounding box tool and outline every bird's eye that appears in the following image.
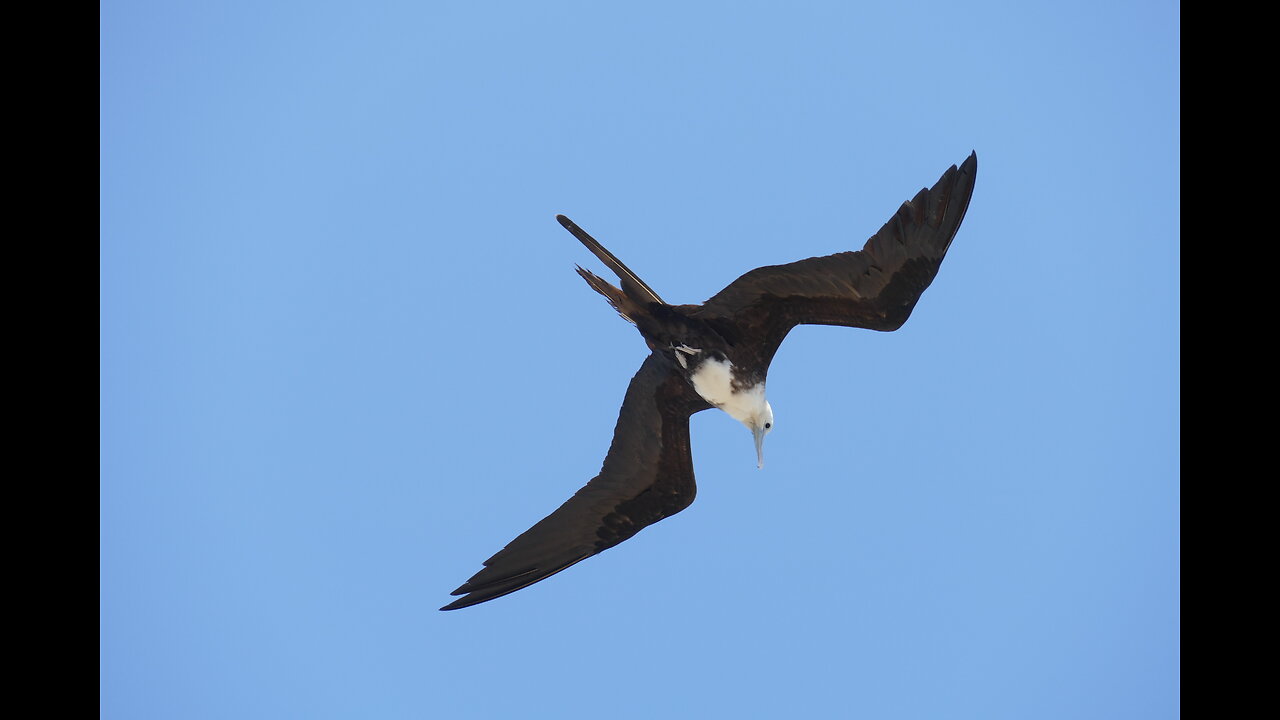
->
[764,423,771,429]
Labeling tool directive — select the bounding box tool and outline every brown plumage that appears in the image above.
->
[441,152,977,610]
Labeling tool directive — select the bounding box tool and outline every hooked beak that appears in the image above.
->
[752,425,766,469]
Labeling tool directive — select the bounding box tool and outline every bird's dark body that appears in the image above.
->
[441,152,978,610]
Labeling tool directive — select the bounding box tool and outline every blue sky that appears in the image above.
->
[101,2,1179,718]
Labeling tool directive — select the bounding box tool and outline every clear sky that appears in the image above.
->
[101,1,1179,718]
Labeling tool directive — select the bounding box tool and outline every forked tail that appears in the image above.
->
[557,215,665,309]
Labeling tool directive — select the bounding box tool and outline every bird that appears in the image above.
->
[441,152,977,611]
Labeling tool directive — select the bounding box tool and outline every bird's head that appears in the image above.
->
[688,358,774,469]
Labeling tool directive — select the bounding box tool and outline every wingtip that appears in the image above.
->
[439,587,478,611]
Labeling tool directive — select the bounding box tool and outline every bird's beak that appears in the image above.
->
[753,426,766,469]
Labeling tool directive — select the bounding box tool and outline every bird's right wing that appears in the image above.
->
[441,354,710,610]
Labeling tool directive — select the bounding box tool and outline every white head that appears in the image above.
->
[688,357,774,468]
[716,382,773,469]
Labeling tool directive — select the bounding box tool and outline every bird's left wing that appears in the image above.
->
[441,354,709,610]
[695,152,977,369]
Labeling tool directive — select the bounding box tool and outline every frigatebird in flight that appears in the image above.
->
[442,152,977,610]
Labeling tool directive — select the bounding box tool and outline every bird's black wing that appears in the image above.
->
[441,353,710,610]
[695,152,977,370]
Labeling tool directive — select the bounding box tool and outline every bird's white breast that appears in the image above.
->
[690,356,765,425]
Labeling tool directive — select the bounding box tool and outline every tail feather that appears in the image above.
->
[557,215,664,305]
[575,266,641,325]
